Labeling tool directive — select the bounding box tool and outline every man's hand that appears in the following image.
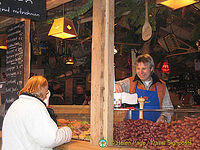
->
[156,115,167,123]
[115,83,123,93]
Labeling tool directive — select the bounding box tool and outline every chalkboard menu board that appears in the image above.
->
[0,0,46,20]
[5,21,25,108]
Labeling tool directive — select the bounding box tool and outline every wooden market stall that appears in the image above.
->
[1,0,200,149]
[0,0,116,149]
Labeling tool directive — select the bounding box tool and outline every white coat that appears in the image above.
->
[2,94,72,150]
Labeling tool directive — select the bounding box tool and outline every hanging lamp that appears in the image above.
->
[157,0,199,10]
[48,4,77,39]
[48,17,77,39]
[66,56,74,64]
[0,34,7,50]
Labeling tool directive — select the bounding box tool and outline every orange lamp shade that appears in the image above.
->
[48,17,78,39]
[157,0,199,10]
[0,34,7,50]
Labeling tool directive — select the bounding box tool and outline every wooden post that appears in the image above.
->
[90,0,114,146]
[0,93,1,106]
[46,0,72,10]
[21,19,31,85]
[131,50,136,77]
[65,78,73,104]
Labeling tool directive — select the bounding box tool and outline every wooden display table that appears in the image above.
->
[54,140,141,150]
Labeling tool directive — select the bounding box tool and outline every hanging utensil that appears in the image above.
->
[142,0,152,41]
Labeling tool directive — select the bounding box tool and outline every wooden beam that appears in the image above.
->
[90,0,114,146]
[131,50,136,76]
[46,0,73,10]
[80,17,93,24]
[102,0,114,145]
[0,93,1,107]
[21,18,31,85]
[156,0,166,4]
[0,18,21,29]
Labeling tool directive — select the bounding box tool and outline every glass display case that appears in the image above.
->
[113,108,200,149]
[54,105,200,149]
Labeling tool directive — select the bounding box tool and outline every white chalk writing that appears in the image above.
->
[15,0,34,5]
[13,7,40,17]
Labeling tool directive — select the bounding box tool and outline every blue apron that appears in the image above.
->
[129,81,161,122]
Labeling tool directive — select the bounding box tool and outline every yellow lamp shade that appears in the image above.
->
[157,0,199,10]
[48,17,78,39]
[0,34,7,50]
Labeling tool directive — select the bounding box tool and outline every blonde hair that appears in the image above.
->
[135,54,154,68]
[19,76,48,99]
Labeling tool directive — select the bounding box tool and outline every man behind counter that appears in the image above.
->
[115,54,174,123]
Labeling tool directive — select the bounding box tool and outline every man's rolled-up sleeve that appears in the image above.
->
[115,78,131,93]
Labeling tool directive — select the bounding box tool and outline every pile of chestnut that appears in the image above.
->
[113,116,200,149]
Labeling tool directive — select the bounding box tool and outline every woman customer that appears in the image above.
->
[2,76,72,150]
